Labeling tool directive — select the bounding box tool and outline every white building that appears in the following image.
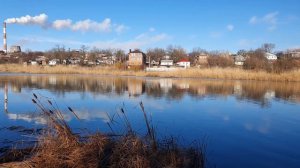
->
[49,59,60,66]
[160,60,173,66]
[176,59,190,68]
[234,55,246,66]
[264,52,277,60]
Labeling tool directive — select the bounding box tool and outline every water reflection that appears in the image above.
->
[0,74,299,106]
[1,74,300,168]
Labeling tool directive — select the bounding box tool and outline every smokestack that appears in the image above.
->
[4,82,8,113]
[3,22,7,53]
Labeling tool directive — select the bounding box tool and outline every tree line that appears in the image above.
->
[2,43,300,73]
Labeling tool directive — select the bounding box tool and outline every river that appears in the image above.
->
[0,74,299,167]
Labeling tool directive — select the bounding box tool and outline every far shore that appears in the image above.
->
[0,64,300,82]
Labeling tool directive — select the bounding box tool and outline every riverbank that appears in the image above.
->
[0,94,205,168]
[0,64,300,82]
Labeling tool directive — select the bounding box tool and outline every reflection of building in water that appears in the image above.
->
[49,76,57,85]
[159,79,173,93]
[12,84,21,93]
[264,90,275,100]
[127,79,145,97]
[176,82,190,90]
[197,86,206,96]
[30,76,38,83]
[234,81,242,96]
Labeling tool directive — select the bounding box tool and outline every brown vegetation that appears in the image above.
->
[1,64,300,82]
[207,56,234,68]
[0,94,205,168]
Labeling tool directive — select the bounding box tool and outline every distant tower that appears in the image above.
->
[3,22,7,53]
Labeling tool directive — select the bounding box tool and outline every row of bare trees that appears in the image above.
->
[2,43,300,72]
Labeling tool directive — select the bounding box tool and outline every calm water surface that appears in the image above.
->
[0,74,300,168]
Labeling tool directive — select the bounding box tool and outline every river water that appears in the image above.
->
[0,74,299,167]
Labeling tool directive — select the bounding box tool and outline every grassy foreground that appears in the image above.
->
[0,94,205,168]
[0,64,300,82]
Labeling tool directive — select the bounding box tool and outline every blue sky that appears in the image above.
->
[1,0,300,53]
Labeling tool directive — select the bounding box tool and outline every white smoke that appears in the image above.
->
[52,19,72,30]
[5,13,48,26]
[5,13,124,33]
[71,18,111,32]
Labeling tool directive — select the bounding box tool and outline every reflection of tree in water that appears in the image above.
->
[205,81,234,97]
[145,83,164,98]
[166,86,185,100]
[114,78,127,95]
[0,76,300,105]
[236,82,271,107]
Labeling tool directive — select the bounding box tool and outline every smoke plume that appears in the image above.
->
[5,13,48,26]
[5,13,123,33]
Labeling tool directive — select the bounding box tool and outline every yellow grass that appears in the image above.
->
[0,64,300,82]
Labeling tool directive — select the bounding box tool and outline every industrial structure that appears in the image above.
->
[3,22,7,53]
[10,45,21,53]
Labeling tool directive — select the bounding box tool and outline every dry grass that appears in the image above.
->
[0,64,300,82]
[0,94,205,168]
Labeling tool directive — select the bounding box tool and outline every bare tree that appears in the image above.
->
[166,45,187,62]
[80,45,89,57]
[237,49,247,56]
[146,48,166,62]
[114,49,126,62]
[261,43,275,53]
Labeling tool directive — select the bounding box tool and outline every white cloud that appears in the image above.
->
[249,16,257,24]
[91,33,170,50]
[17,31,170,50]
[227,24,234,31]
[210,31,222,38]
[249,12,279,30]
[115,24,129,34]
[14,36,86,47]
[238,39,251,48]
[238,39,261,49]
[149,27,156,32]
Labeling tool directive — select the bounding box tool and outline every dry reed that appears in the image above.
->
[0,93,205,168]
[0,64,300,82]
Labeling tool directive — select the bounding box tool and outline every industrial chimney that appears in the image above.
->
[3,22,7,53]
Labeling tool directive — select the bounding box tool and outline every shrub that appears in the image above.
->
[207,56,234,68]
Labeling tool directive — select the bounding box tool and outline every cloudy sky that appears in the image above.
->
[1,0,299,52]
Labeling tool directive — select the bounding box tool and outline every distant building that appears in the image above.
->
[285,51,300,58]
[49,59,60,66]
[35,56,47,65]
[10,46,21,53]
[147,60,159,66]
[163,55,171,60]
[96,55,116,65]
[160,60,173,67]
[264,52,277,61]
[176,59,190,68]
[197,53,209,66]
[128,49,146,67]
[67,58,81,64]
[234,55,246,66]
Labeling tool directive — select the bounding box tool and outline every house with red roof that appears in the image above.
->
[176,58,190,68]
